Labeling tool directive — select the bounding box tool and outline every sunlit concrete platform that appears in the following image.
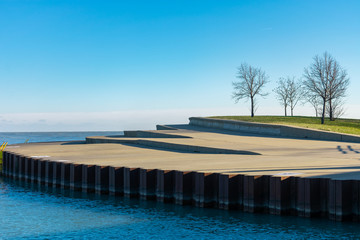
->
[5,124,360,180]
[3,121,360,221]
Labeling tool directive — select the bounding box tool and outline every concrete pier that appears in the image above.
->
[2,119,360,222]
[3,151,360,222]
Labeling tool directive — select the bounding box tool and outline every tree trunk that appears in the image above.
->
[284,105,287,117]
[329,99,334,121]
[251,96,254,117]
[291,107,294,117]
[321,97,326,124]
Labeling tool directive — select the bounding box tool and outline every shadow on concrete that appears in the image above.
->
[116,141,260,155]
[119,142,201,154]
[337,146,348,154]
[348,145,360,154]
[64,139,260,155]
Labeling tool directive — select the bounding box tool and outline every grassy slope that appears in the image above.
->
[209,116,360,136]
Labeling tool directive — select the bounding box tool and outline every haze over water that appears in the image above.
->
[0,131,124,145]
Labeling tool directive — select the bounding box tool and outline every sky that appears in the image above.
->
[0,0,359,131]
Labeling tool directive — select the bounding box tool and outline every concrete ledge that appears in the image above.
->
[123,130,190,138]
[190,117,281,136]
[189,117,360,143]
[86,137,260,155]
[3,151,360,222]
[156,125,179,131]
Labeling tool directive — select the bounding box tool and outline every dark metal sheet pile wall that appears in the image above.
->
[2,151,358,222]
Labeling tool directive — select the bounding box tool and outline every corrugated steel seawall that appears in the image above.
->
[2,151,360,222]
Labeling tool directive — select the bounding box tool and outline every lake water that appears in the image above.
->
[1,132,360,239]
[0,131,124,145]
[1,178,360,239]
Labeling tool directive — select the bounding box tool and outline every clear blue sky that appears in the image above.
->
[0,0,359,131]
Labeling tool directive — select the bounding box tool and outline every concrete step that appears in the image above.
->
[85,136,260,155]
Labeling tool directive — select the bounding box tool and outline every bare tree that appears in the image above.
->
[307,94,322,117]
[232,63,269,117]
[303,52,344,124]
[274,77,302,117]
[327,60,349,121]
[273,78,289,116]
[287,77,303,116]
[326,98,346,119]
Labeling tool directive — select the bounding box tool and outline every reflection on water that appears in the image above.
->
[0,177,359,239]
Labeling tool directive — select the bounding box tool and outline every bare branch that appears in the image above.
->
[326,98,346,119]
[273,78,289,116]
[287,77,303,116]
[303,52,349,123]
[232,63,269,117]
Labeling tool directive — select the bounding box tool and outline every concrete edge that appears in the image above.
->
[156,125,179,131]
[85,137,260,155]
[2,151,359,222]
[189,117,360,143]
[123,130,191,139]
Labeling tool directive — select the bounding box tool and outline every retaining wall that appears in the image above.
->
[2,150,360,222]
[123,130,191,138]
[189,117,360,143]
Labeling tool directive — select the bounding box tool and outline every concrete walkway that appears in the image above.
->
[6,124,360,180]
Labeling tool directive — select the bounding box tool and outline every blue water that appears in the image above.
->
[0,131,124,145]
[0,178,360,239]
[1,132,360,239]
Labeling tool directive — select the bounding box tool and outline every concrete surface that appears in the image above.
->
[189,117,360,143]
[5,124,360,180]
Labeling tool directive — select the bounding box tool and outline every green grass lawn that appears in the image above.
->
[208,116,360,136]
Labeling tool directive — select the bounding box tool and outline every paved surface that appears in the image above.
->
[6,125,360,180]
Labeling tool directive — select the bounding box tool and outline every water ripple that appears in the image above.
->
[0,178,359,239]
